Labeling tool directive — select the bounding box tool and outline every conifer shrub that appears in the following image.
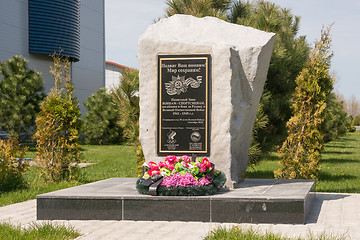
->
[321,92,351,142]
[35,53,81,181]
[353,115,360,126]
[0,137,29,192]
[275,25,334,179]
[0,56,45,140]
[112,69,143,173]
[82,88,123,144]
[112,69,139,142]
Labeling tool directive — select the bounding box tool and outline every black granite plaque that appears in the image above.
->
[157,54,211,156]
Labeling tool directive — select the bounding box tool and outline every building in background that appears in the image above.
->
[0,0,105,113]
[105,61,133,91]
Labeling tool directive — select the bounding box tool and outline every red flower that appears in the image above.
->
[148,169,160,176]
[165,155,178,165]
[148,161,159,170]
[159,162,166,168]
[180,155,191,163]
[202,158,211,168]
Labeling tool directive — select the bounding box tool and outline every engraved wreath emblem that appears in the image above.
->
[165,75,202,95]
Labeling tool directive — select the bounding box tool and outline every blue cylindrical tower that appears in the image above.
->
[28,0,80,62]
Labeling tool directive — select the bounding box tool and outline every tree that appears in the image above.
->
[0,56,45,140]
[165,0,230,19]
[112,69,140,142]
[82,88,123,144]
[235,1,310,147]
[35,53,81,181]
[321,92,350,142]
[275,25,334,180]
[112,68,144,175]
[346,94,360,117]
[248,92,269,165]
[353,115,360,126]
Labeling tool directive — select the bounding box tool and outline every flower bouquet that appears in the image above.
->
[136,155,226,196]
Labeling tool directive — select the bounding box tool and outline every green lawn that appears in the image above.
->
[244,131,360,193]
[1,132,359,207]
[0,144,137,207]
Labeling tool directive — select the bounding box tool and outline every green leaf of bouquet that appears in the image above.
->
[175,162,182,171]
[192,167,199,175]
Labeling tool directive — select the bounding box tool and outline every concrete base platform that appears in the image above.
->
[36,178,315,224]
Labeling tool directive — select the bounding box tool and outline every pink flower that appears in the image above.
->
[199,166,207,173]
[180,155,191,163]
[165,155,178,165]
[159,173,211,187]
[198,177,211,186]
[165,162,175,171]
[148,161,159,170]
[181,161,189,168]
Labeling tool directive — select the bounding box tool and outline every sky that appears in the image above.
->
[105,0,360,100]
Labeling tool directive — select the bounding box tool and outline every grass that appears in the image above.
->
[2,132,359,206]
[204,226,345,240]
[0,222,80,240]
[244,131,360,193]
[0,143,137,207]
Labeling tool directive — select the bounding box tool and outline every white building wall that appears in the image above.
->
[0,0,105,114]
[105,63,122,90]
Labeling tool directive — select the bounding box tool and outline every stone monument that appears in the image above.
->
[138,14,275,188]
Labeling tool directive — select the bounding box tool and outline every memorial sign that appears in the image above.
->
[157,54,211,156]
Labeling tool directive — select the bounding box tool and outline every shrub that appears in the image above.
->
[321,92,351,142]
[275,26,334,180]
[0,137,29,192]
[111,68,139,142]
[112,69,144,173]
[0,56,45,141]
[353,114,360,126]
[35,53,81,181]
[348,126,356,132]
[82,88,123,144]
[248,93,269,166]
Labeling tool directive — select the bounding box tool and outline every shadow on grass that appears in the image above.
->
[324,144,355,149]
[318,171,356,181]
[322,151,352,155]
[321,157,360,164]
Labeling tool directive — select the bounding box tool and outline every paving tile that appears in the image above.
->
[1,192,360,239]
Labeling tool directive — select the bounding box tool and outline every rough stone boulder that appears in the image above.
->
[138,14,275,187]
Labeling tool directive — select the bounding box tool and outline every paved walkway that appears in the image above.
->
[0,193,359,239]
